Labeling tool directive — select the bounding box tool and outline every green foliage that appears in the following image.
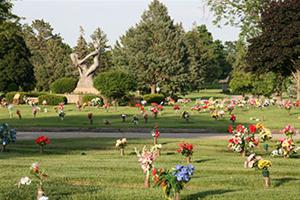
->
[50,78,77,94]
[0,0,18,22]
[5,91,48,103]
[252,73,276,97]
[94,70,136,100]
[38,94,67,105]
[0,22,35,92]
[206,0,265,40]
[5,92,17,103]
[113,0,190,95]
[143,94,165,104]
[229,72,253,94]
[22,19,75,91]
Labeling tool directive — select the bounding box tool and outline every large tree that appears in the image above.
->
[0,3,35,92]
[23,19,74,91]
[113,0,190,95]
[246,0,300,98]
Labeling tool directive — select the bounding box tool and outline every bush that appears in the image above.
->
[38,95,67,105]
[50,78,78,94]
[82,95,102,104]
[5,92,18,103]
[94,70,136,100]
[143,94,165,104]
[5,92,48,103]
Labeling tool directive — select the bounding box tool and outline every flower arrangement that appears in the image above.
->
[244,154,272,187]
[0,123,16,152]
[143,112,149,123]
[226,104,235,114]
[91,97,102,107]
[116,138,127,156]
[87,112,93,125]
[151,125,160,145]
[280,124,296,139]
[227,124,259,156]
[18,163,49,200]
[230,114,236,124]
[35,136,50,153]
[58,109,65,120]
[173,105,180,112]
[182,111,190,122]
[103,103,110,112]
[135,146,159,188]
[152,164,195,200]
[283,100,293,114]
[132,115,139,125]
[177,143,193,163]
[16,109,22,119]
[150,107,158,118]
[256,123,272,152]
[272,138,296,158]
[121,113,127,122]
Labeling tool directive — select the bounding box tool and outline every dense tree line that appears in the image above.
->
[0,0,234,96]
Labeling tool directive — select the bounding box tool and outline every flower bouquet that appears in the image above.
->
[227,124,259,157]
[280,125,296,139]
[35,136,50,153]
[173,105,180,113]
[87,112,93,125]
[244,154,272,187]
[256,123,272,152]
[177,143,193,163]
[150,107,158,118]
[152,164,195,200]
[32,106,39,118]
[230,114,236,124]
[135,146,159,188]
[132,115,139,125]
[181,111,190,122]
[18,163,49,200]
[272,138,296,158]
[121,113,127,122]
[0,123,16,152]
[116,138,127,156]
[283,100,293,115]
[103,103,110,112]
[151,125,160,145]
[58,109,65,120]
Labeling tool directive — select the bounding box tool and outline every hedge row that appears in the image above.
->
[143,94,165,103]
[38,95,68,105]
[5,92,48,103]
[50,78,78,94]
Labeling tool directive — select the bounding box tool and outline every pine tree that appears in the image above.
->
[113,0,189,95]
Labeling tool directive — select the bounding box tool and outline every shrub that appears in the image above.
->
[38,95,67,105]
[5,92,48,103]
[143,94,165,104]
[50,78,78,94]
[94,70,136,100]
[82,95,102,104]
[5,92,18,103]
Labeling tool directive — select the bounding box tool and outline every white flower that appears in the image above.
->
[121,138,127,144]
[19,177,31,185]
[39,196,49,200]
[256,119,260,122]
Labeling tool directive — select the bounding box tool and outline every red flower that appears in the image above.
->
[227,125,233,133]
[235,124,245,133]
[230,114,236,122]
[151,102,158,107]
[173,105,180,110]
[157,105,163,111]
[135,103,141,108]
[35,136,50,146]
[249,124,256,134]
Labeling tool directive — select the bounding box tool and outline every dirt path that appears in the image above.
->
[17,131,300,140]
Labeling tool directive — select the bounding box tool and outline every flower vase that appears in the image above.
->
[154,137,157,145]
[158,149,161,156]
[186,156,191,164]
[39,145,44,153]
[144,173,150,188]
[264,177,271,188]
[89,119,93,125]
[1,144,6,152]
[173,192,180,200]
[241,150,247,157]
[262,143,269,152]
[36,187,44,200]
[120,148,125,156]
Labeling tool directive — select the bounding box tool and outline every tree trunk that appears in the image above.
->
[150,84,156,94]
[297,69,300,100]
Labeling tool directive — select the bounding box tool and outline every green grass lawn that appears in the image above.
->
[0,138,299,200]
[1,102,300,132]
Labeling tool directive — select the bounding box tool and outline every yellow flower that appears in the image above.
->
[257,159,272,169]
[298,116,300,120]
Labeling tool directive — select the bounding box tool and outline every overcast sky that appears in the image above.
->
[13,0,240,47]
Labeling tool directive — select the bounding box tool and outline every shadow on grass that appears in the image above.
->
[194,158,215,163]
[182,189,235,200]
[273,177,300,187]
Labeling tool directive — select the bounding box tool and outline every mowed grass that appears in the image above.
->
[0,138,299,200]
[1,99,300,131]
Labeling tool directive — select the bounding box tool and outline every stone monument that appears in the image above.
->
[70,40,100,94]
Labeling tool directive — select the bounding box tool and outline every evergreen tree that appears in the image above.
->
[113,0,189,95]
[23,19,74,91]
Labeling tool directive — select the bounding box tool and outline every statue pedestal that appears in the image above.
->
[73,76,100,95]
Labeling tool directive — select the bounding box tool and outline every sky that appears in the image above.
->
[12,0,240,47]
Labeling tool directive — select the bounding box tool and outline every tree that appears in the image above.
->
[23,19,74,91]
[205,0,267,40]
[94,70,136,100]
[0,22,35,92]
[246,0,300,98]
[0,0,18,23]
[112,0,190,95]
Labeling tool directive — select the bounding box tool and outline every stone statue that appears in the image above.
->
[70,40,100,94]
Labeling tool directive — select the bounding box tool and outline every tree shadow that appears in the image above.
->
[182,189,235,200]
[273,177,300,187]
[194,158,215,163]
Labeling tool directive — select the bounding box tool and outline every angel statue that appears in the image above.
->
[70,39,101,94]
